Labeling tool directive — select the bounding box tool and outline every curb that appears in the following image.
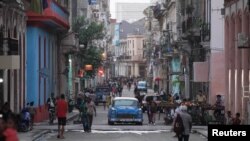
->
[32,113,79,141]
[192,129,208,138]
[32,130,50,141]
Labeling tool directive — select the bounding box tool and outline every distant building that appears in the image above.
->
[115,3,150,23]
[113,18,146,78]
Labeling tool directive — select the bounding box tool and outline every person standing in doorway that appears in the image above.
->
[56,94,68,139]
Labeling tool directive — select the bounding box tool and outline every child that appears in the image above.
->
[232,113,241,125]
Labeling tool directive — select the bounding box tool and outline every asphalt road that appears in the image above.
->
[41,85,206,141]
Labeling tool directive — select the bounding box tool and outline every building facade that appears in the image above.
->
[26,0,69,122]
[0,0,27,113]
[126,35,146,78]
[224,0,250,124]
[209,0,225,106]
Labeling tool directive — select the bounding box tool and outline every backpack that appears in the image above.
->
[174,114,184,135]
[87,102,95,115]
[80,101,87,114]
[150,102,157,113]
[49,97,55,107]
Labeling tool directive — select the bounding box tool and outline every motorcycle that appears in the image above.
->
[164,108,174,125]
[17,109,31,132]
[49,108,55,125]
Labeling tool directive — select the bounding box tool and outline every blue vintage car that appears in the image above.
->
[108,97,143,125]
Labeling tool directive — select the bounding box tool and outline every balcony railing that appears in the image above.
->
[200,23,210,41]
[182,17,201,34]
[224,0,239,7]
[152,3,164,19]
[27,0,69,30]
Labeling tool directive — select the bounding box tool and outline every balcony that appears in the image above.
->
[181,17,201,38]
[200,23,210,42]
[224,0,239,7]
[164,0,175,10]
[26,0,69,30]
[152,3,165,19]
[117,55,131,62]
[91,4,100,12]
[132,55,143,62]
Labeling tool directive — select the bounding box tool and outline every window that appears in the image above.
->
[114,100,138,107]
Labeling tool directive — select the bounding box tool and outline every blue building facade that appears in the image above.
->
[26,27,57,108]
[26,0,69,122]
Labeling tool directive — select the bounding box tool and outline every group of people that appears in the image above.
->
[225,111,241,125]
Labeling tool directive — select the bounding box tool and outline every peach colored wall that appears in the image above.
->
[193,62,208,82]
[225,1,250,123]
[210,52,225,105]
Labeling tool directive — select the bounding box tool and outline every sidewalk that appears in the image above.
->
[18,110,79,141]
[193,127,208,137]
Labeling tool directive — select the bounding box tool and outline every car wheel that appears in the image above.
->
[108,120,114,125]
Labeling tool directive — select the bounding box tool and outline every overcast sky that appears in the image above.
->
[110,0,150,19]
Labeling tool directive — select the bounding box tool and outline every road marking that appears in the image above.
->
[70,130,170,135]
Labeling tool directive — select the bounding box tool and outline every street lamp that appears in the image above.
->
[0,78,3,83]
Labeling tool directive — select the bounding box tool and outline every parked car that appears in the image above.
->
[137,81,147,93]
[141,94,162,113]
[108,97,143,125]
[95,86,111,105]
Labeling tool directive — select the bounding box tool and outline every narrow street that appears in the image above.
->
[32,86,207,141]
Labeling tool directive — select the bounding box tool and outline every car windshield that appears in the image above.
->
[114,100,138,107]
[138,83,146,87]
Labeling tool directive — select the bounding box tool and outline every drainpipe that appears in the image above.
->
[3,38,8,103]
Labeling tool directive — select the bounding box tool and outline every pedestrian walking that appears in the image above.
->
[174,105,192,141]
[80,98,89,132]
[86,98,96,132]
[106,94,112,108]
[150,100,157,125]
[28,101,36,129]
[147,101,152,124]
[47,93,56,124]
[225,111,233,125]
[56,94,68,139]
[3,113,19,141]
[0,113,6,141]
[103,94,107,110]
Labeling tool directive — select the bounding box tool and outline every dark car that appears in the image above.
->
[141,94,162,113]
[95,86,111,105]
[137,81,147,93]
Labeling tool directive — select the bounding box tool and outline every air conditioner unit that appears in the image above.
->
[237,33,249,48]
